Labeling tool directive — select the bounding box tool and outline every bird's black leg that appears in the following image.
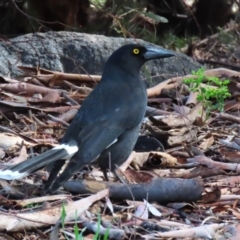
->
[100,165,126,183]
[101,152,112,181]
[44,160,65,192]
[97,124,141,184]
[102,167,109,181]
[49,156,86,193]
[112,167,127,184]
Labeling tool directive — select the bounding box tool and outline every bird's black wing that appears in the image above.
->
[48,116,128,191]
[47,80,147,191]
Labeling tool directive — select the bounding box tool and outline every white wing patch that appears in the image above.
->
[54,144,78,158]
[0,170,27,180]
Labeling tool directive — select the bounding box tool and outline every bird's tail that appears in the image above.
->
[0,142,78,180]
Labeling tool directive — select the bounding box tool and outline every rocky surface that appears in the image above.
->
[0,31,202,87]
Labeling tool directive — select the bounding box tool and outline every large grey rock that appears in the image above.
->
[0,31,202,87]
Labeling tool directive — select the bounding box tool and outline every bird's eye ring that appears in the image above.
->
[133,48,140,55]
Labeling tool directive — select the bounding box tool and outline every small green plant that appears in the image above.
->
[103,227,110,240]
[93,213,110,240]
[74,225,86,240]
[61,203,71,240]
[73,212,109,240]
[92,213,100,240]
[74,222,80,239]
[74,211,81,240]
[25,203,41,209]
[161,32,195,51]
[184,68,230,114]
[61,203,67,229]
[59,208,109,240]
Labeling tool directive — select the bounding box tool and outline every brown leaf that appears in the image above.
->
[8,146,28,165]
[202,186,221,203]
[124,169,154,183]
[159,103,206,128]
[168,129,198,146]
[199,134,214,150]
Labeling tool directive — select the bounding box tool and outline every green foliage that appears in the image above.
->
[92,214,100,240]
[184,68,230,113]
[91,0,106,7]
[217,27,235,45]
[74,226,86,240]
[61,203,70,240]
[103,228,110,240]
[61,203,67,229]
[74,222,80,239]
[90,0,198,49]
[162,32,196,51]
[138,11,168,24]
[74,211,84,240]
[60,206,109,240]
[71,212,109,240]
[25,203,41,208]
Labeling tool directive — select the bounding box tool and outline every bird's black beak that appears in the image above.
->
[144,46,174,60]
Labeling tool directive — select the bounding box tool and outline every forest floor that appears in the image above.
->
[0,24,240,239]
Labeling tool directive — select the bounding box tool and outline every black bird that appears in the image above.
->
[0,44,174,192]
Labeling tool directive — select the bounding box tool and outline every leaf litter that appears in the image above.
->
[1,45,240,239]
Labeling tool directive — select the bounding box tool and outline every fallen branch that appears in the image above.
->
[188,155,240,172]
[18,66,101,86]
[142,223,225,239]
[64,177,203,203]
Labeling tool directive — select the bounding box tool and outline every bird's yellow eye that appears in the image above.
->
[133,48,140,55]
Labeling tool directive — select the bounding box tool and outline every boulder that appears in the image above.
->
[0,31,202,87]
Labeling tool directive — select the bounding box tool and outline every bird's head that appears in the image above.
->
[104,44,174,76]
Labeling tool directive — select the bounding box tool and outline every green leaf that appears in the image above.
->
[93,213,101,240]
[103,227,110,240]
[184,67,230,115]
[140,11,168,23]
[78,227,87,240]
[200,87,206,93]
[61,203,67,229]
[61,203,71,240]
[74,223,79,239]
[74,210,80,240]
